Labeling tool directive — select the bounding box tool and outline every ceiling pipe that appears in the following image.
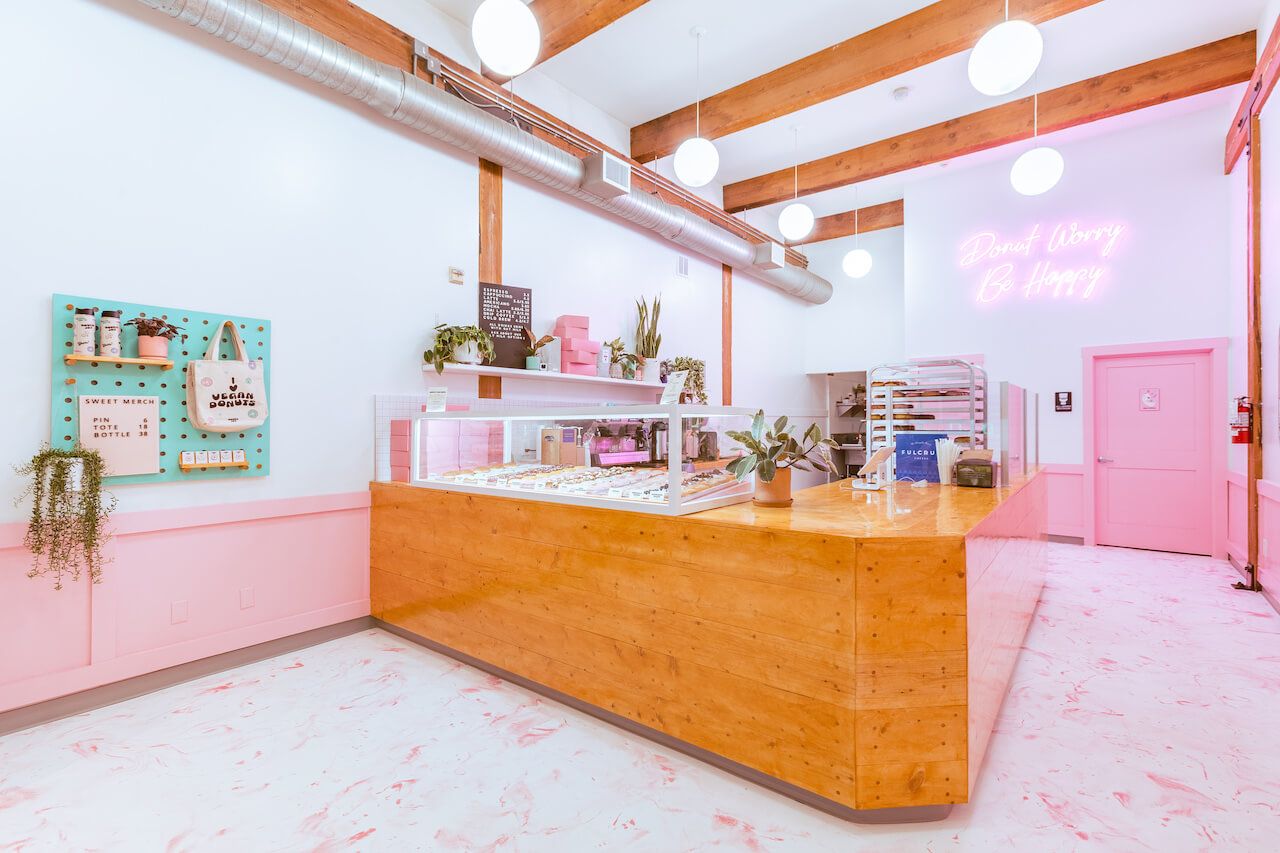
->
[135,0,833,304]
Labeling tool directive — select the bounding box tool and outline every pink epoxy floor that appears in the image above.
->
[1,543,1278,851]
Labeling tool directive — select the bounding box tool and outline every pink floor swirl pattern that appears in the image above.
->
[1,543,1278,851]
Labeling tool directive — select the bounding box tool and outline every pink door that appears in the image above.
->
[1093,351,1212,555]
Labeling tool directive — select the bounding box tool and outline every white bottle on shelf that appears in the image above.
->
[99,310,122,357]
[72,307,97,355]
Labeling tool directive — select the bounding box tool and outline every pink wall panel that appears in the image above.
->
[1043,464,1084,539]
[1227,472,1247,566]
[0,492,370,714]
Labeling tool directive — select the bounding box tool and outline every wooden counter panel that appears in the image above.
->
[370,473,1048,813]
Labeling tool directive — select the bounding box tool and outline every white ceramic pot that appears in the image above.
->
[453,342,483,365]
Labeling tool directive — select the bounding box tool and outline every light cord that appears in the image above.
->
[695,31,702,138]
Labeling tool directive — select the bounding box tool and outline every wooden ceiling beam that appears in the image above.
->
[529,0,651,65]
[1225,18,1280,173]
[629,0,1104,163]
[788,200,904,247]
[725,33,1256,213]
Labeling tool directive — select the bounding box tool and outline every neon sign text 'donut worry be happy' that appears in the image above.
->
[959,221,1126,303]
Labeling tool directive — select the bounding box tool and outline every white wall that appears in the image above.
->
[903,100,1239,464]
[0,0,796,523]
[802,227,906,374]
[1257,1,1280,479]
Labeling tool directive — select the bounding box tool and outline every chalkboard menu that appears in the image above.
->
[479,282,532,368]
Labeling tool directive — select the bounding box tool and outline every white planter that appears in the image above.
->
[452,342,483,365]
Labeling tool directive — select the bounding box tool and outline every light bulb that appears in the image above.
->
[968,20,1043,96]
[778,202,815,241]
[472,0,540,77]
[843,248,874,279]
[1010,146,1064,196]
[673,136,720,188]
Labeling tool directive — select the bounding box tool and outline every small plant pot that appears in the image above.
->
[137,335,170,359]
[453,342,483,365]
[609,362,623,380]
[754,467,793,507]
[634,357,647,382]
[525,356,544,371]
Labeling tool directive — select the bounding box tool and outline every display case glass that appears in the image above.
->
[409,404,756,515]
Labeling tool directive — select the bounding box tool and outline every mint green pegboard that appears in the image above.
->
[51,294,271,483]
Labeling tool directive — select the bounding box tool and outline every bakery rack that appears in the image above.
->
[865,360,988,452]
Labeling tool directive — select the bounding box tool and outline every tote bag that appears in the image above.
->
[186,320,268,432]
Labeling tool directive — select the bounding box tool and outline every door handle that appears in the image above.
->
[1097,456,1114,463]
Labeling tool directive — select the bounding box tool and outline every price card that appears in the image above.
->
[78,396,160,476]
[661,371,688,405]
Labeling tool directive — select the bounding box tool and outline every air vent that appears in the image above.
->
[581,151,631,199]
[753,241,786,270]
[678,256,690,277]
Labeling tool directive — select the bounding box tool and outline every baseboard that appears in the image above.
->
[0,616,374,737]
[1048,534,1085,545]
[373,619,952,825]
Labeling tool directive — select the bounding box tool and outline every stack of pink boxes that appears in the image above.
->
[555,314,601,376]
[389,405,503,482]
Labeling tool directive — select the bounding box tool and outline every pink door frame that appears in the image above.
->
[1081,338,1228,559]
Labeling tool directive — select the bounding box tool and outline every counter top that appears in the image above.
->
[690,471,1039,540]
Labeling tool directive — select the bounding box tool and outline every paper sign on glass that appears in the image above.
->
[77,395,160,476]
[661,371,688,405]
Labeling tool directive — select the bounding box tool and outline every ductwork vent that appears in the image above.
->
[136,0,833,304]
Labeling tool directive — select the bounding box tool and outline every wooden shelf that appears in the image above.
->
[64,354,174,370]
[179,460,250,472]
[423,361,665,389]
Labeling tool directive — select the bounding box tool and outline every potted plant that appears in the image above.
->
[660,356,708,404]
[605,337,631,379]
[633,295,661,381]
[124,316,186,359]
[425,324,496,374]
[726,411,837,507]
[16,445,116,590]
[522,327,555,370]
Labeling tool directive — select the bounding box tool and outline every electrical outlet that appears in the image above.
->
[240,586,255,610]
[448,266,465,286]
[171,600,189,625]
[1264,539,1270,558]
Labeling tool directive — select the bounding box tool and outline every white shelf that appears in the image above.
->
[423,362,665,389]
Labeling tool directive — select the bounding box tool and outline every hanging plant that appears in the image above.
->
[15,445,116,590]
[661,356,708,404]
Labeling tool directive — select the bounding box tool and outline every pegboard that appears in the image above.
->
[50,294,271,483]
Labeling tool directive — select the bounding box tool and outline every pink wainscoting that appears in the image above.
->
[0,492,370,714]
[1227,471,1247,567]
[1258,479,1280,599]
[1043,463,1085,539]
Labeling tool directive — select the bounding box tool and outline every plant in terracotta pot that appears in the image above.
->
[660,356,708,404]
[633,295,661,381]
[15,445,116,590]
[124,316,186,359]
[726,411,837,507]
[425,324,496,374]
[522,327,555,370]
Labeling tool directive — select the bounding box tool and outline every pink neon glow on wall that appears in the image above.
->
[959,221,1128,304]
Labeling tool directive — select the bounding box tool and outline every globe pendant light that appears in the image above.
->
[778,127,815,242]
[673,27,719,188]
[472,0,541,77]
[842,185,873,278]
[968,1,1043,96]
[1010,93,1063,196]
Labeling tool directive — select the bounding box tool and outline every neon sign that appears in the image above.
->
[959,221,1126,303]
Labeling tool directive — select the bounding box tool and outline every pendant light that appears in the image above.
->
[968,0,1043,96]
[842,185,873,279]
[1010,93,1064,196]
[472,0,541,78]
[673,27,720,188]
[778,127,815,242]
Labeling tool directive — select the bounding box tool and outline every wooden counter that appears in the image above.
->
[370,472,1047,819]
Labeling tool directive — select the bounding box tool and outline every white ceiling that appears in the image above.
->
[424,0,1266,234]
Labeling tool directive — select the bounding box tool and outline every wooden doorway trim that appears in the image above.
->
[479,159,503,400]
[1080,338,1229,559]
[722,264,733,405]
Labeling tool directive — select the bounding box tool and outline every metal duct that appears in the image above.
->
[137,0,834,304]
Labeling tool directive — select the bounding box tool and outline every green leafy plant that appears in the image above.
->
[661,356,707,404]
[424,324,496,374]
[726,411,837,483]
[634,295,662,360]
[522,327,555,357]
[605,337,627,364]
[125,316,186,343]
[16,445,116,590]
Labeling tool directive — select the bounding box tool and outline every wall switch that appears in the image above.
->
[1264,539,1270,558]
[171,600,189,625]
[448,266,465,286]
[239,586,255,609]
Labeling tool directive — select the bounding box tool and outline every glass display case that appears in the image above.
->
[409,404,757,515]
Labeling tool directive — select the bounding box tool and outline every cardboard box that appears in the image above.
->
[553,323,588,339]
[540,427,583,465]
[555,315,589,328]
[559,338,601,354]
[561,349,596,364]
[562,363,599,377]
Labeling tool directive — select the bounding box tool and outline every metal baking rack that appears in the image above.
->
[865,359,988,452]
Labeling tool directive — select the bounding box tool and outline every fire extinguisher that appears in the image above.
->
[1232,396,1254,444]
